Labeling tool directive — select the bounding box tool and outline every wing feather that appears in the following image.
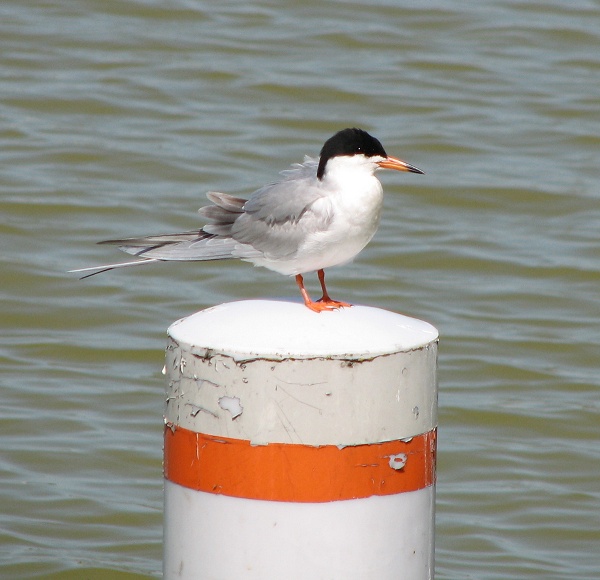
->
[231,160,332,259]
[74,158,328,274]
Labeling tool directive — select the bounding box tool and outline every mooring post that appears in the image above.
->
[163,299,438,580]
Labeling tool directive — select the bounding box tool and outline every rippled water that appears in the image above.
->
[2,0,599,578]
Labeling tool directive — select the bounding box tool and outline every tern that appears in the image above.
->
[72,128,423,312]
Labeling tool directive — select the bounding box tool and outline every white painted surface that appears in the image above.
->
[164,479,435,580]
[165,300,438,445]
[168,300,438,359]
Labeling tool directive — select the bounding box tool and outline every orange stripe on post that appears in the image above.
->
[164,425,436,503]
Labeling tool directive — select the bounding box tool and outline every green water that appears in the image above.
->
[2,0,599,578]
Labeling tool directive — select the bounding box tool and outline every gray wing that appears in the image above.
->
[136,159,333,263]
[70,193,248,277]
[101,231,242,261]
[69,226,243,278]
[97,191,249,262]
[71,158,331,275]
[230,164,333,260]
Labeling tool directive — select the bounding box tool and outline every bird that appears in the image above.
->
[71,128,423,312]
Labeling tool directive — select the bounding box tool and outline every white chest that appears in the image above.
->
[292,175,384,272]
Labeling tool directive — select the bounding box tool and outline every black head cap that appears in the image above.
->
[317,128,387,179]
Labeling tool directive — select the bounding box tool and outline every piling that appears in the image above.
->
[163,299,438,579]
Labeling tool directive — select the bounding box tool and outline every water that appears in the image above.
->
[1,0,599,577]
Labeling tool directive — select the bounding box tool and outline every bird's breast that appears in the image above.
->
[289,179,384,273]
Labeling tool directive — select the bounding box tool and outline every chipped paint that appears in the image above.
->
[218,396,243,420]
[388,453,408,470]
[194,378,221,389]
[186,403,218,419]
[164,309,438,447]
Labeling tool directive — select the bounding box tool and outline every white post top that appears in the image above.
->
[168,300,438,360]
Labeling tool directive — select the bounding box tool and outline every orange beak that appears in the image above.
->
[377,156,424,174]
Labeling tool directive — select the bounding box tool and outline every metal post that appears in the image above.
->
[164,300,438,580]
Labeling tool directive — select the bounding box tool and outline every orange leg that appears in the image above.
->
[317,269,351,307]
[295,272,352,313]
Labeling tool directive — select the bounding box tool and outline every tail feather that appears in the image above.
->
[205,191,246,212]
[98,230,202,247]
[69,258,160,279]
[71,191,251,277]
